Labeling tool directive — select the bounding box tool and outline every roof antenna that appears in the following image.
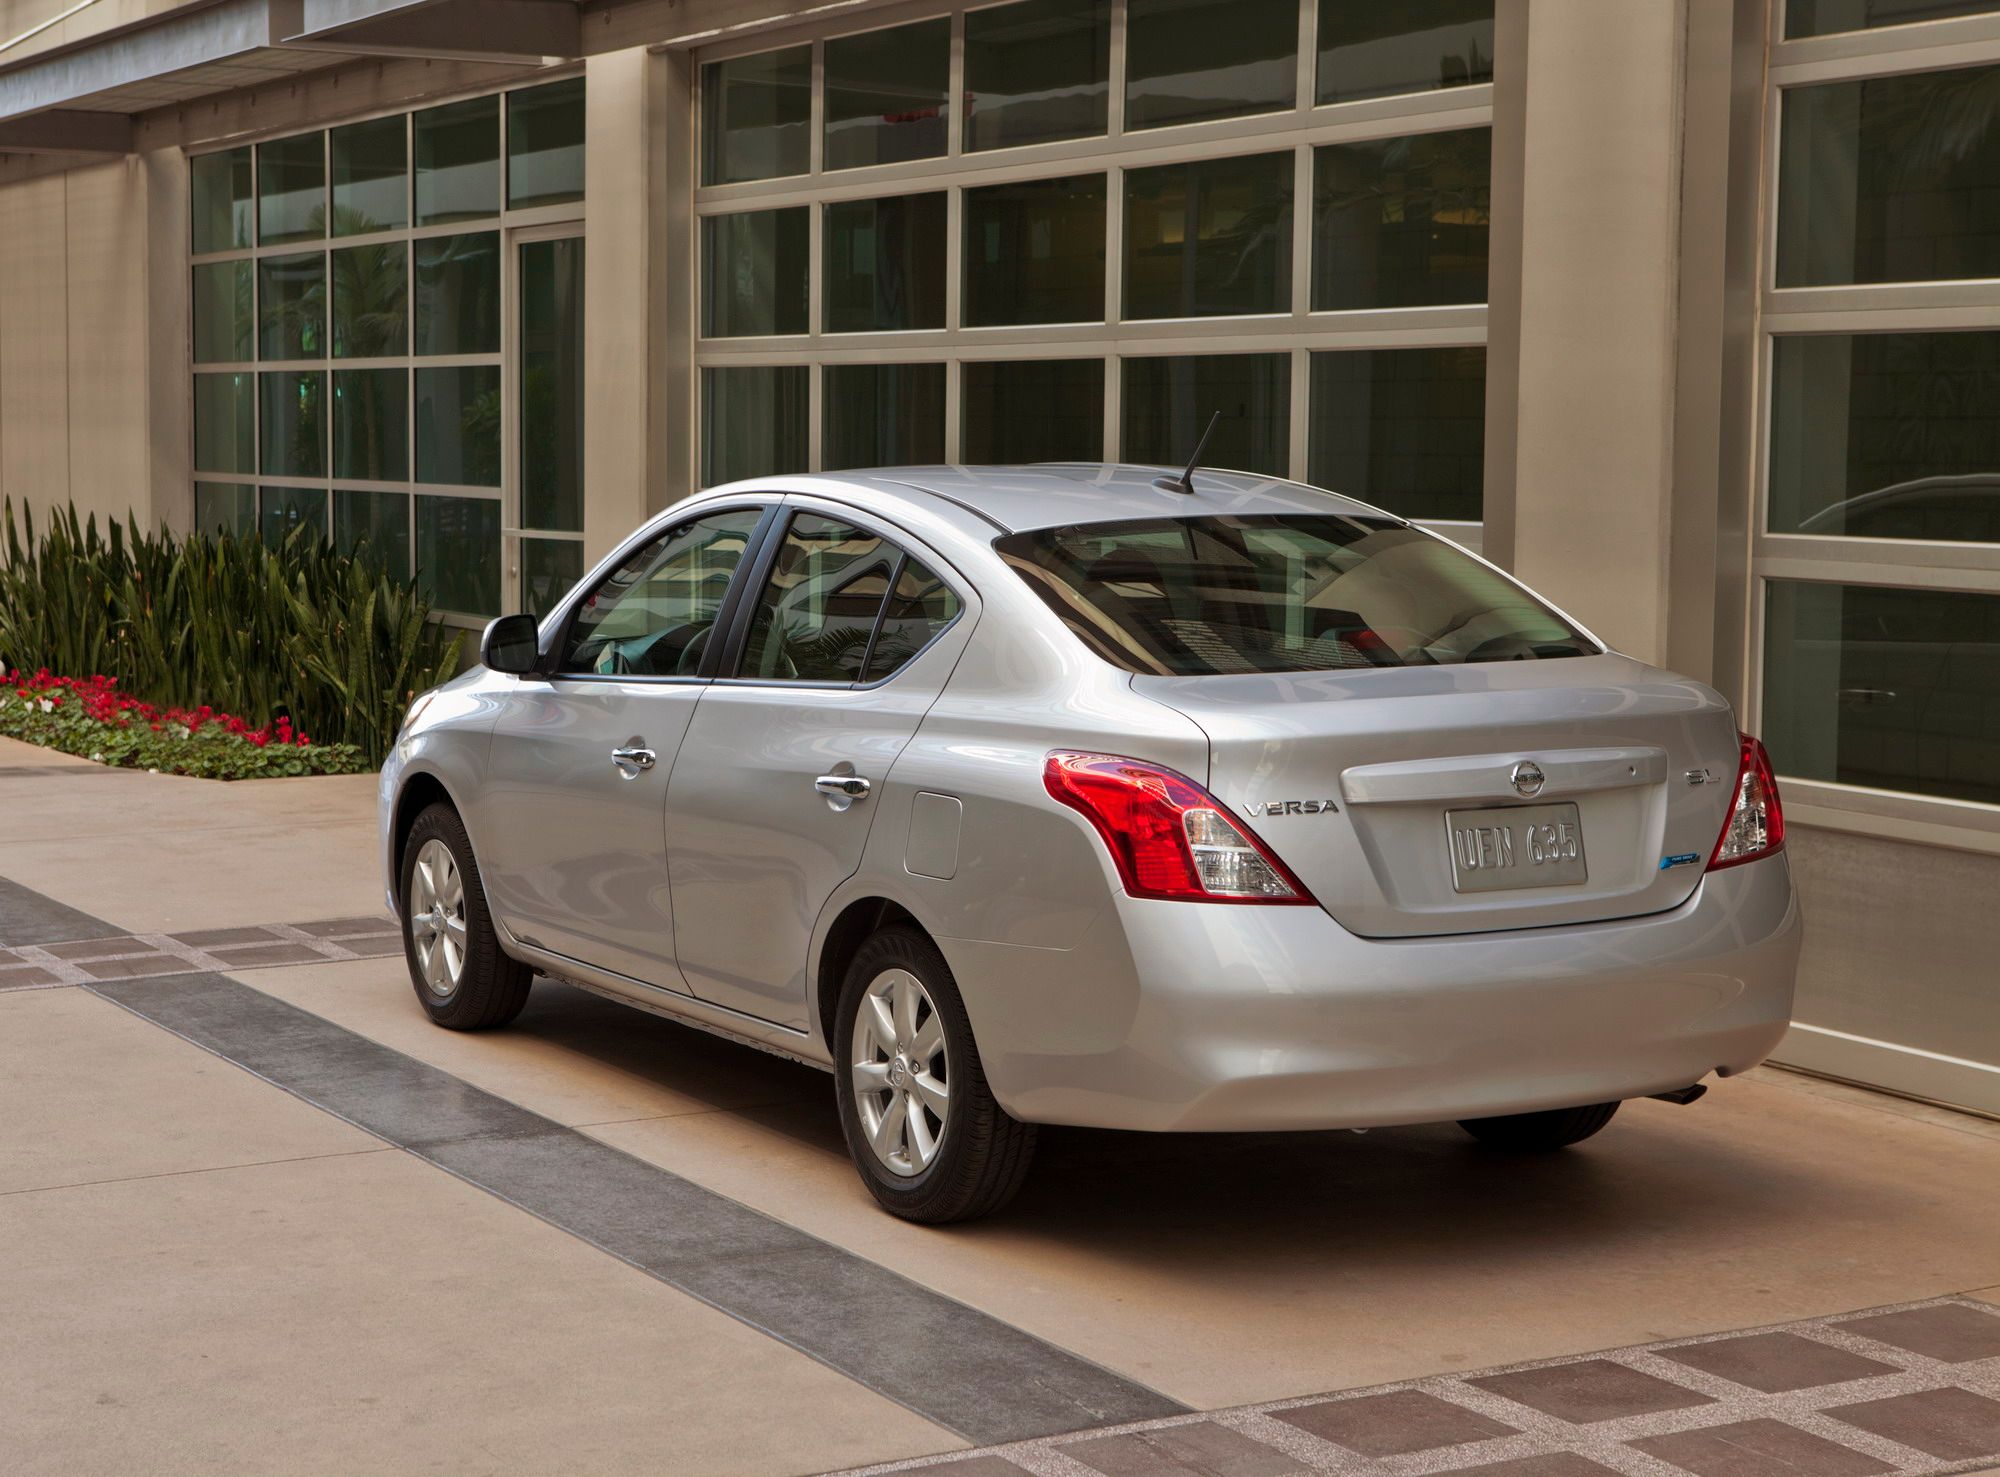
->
[1155,410,1221,496]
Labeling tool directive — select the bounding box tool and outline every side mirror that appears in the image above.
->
[481,614,543,676]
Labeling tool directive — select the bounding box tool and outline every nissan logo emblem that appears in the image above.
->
[1510,760,1546,798]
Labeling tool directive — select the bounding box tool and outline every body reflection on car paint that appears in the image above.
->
[379,465,1801,1223]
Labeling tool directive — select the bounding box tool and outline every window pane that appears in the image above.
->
[331,241,408,358]
[415,96,500,225]
[1317,0,1493,105]
[195,482,256,538]
[521,237,584,532]
[258,252,325,360]
[1309,347,1486,523]
[193,260,252,364]
[1313,128,1491,310]
[824,18,950,170]
[965,0,1111,152]
[414,232,500,354]
[194,373,254,475]
[331,115,407,235]
[1124,154,1292,319]
[1786,0,2000,38]
[1122,354,1290,476]
[260,487,328,544]
[824,193,947,332]
[335,488,411,576]
[522,538,584,618]
[1777,66,2000,287]
[702,46,810,185]
[702,365,809,487]
[191,147,252,253]
[1764,580,2000,805]
[508,78,585,209]
[866,558,962,680]
[701,208,809,337]
[258,133,325,245]
[415,495,502,616]
[1125,0,1297,131]
[415,366,502,486]
[333,369,408,482]
[560,508,765,675]
[964,174,1106,326]
[962,360,1105,463]
[824,363,946,468]
[742,514,898,682]
[259,371,326,478]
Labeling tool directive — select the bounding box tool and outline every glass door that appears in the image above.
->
[511,228,585,616]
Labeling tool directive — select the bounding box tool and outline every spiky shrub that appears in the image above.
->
[0,499,463,767]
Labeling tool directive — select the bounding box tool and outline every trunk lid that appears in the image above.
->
[1134,654,1742,938]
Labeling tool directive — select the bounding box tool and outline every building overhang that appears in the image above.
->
[283,0,580,66]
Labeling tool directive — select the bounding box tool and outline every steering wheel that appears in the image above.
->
[675,624,712,676]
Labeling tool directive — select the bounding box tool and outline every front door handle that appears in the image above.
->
[612,745,657,776]
[814,774,871,802]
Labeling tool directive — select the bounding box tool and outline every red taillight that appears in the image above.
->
[1708,733,1786,871]
[1043,751,1316,904]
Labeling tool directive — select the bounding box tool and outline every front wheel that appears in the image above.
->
[833,927,1036,1223]
[1459,1100,1620,1151]
[399,802,533,1031]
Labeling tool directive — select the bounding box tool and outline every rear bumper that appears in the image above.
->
[942,855,1801,1132]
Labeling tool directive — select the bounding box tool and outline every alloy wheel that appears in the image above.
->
[407,837,468,998]
[850,967,950,1177]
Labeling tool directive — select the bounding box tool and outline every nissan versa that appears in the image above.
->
[380,465,1802,1223]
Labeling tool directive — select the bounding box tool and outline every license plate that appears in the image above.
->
[1446,803,1588,893]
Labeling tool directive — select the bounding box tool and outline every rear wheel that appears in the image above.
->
[1459,1101,1619,1151]
[833,926,1036,1223]
[399,802,532,1031]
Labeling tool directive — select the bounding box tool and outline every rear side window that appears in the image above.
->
[866,558,962,681]
[995,514,1596,675]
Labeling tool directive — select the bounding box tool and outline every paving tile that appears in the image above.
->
[1826,1386,2000,1461]
[1469,1359,1716,1425]
[892,1461,1035,1477]
[74,955,193,981]
[0,963,61,988]
[207,942,328,968]
[169,926,281,948]
[331,935,402,958]
[1437,1455,1623,1477]
[1061,1421,1304,1477]
[1655,1331,1900,1394]
[1840,1303,2000,1363]
[39,936,148,960]
[294,916,397,938]
[1274,1390,1516,1456]
[1629,1417,1893,1476]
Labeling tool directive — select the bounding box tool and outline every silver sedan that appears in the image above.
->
[379,466,1801,1222]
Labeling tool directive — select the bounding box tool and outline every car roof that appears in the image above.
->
[777,464,1395,535]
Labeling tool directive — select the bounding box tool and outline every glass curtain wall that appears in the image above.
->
[189,77,585,620]
[691,0,1495,532]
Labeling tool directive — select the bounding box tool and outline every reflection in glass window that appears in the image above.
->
[258,253,325,361]
[742,514,900,681]
[1770,333,2000,544]
[195,483,256,538]
[824,19,950,170]
[261,487,329,544]
[1309,347,1486,523]
[824,363,946,468]
[964,0,1111,152]
[1786,0,2000,37]
[194,374,254,475]
[193,261,252,364]
[331,242,407,358]
[522,538,584,618]
[191,148,252,254]
[702,366,809,487]
[415,495,502,616]
[1778,66,2000,288]
[1125,0,1297,131]
[414,232,501,354]
[415,366,502,486]
[701,209,810,337]
[1317,0,1493,105]
[520,237,585,532]
[415,96,500,225]
[702,47,810,185]
[1123,354,1290,476]
[333,369,408,482]
[335,488,412,576]
[560,508,765,675]
[331,116,407,235]
[260,371,326,478]
[1764,580,2000,806]
[1313,128,1491,310]
[258,133,325,245]
[824,194,948,332]
[964,175,1107,326]
[867,558,962,680]
[1125,154,1292,320]
[508,78,585,209]
[962,360,1105,463]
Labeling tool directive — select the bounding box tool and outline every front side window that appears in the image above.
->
[997,514,1594,676]
[560,508,764,676]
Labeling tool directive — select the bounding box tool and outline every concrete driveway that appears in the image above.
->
[4,736,1999,1477]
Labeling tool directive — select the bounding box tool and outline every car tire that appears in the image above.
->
[833,926,1037,1224]
[399,801,533,1031]
[1458,1100,1620,1151]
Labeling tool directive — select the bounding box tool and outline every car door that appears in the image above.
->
[664,502,975,1028]
[477,503,772,987]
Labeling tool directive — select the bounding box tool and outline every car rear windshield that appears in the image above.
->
[994,514,1598,676]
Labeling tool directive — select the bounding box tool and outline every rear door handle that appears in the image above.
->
[814,774,871,801]
[612,745,657,775]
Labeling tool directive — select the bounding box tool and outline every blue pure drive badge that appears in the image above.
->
[1660,852,1701,871]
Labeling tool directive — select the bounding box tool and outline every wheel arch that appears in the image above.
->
[390,769,459,905]
[813,895,926,1055]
